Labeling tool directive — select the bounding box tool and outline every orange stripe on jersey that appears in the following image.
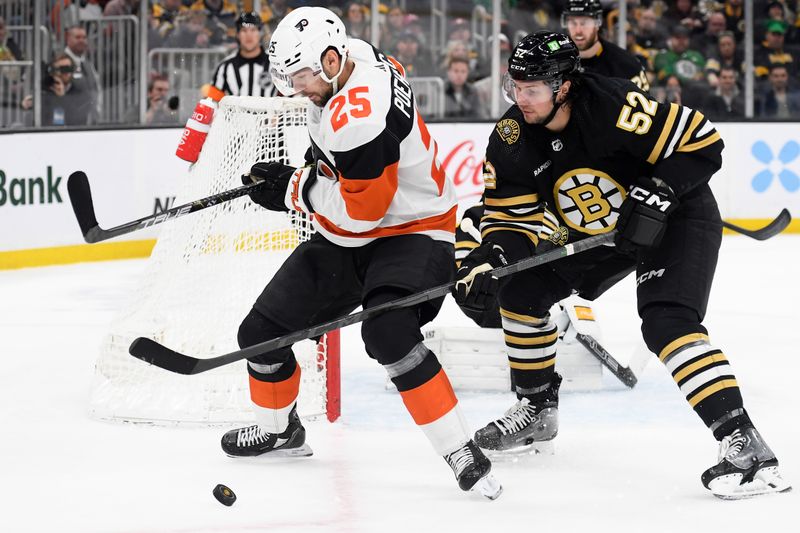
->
[387,55,406,77]
[315,205,457,239]
[398,369,458,425]
[339,162,399,221]
[417,111,431,149]
[249,365,301,410]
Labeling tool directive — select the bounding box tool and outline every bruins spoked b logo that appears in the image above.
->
[496,119,520,145]
[553,168,626,235]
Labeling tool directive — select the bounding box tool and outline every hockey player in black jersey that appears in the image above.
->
[561,0,649,91]
[454,30,791,499]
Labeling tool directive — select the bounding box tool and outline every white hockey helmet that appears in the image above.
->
[268,7,349,95]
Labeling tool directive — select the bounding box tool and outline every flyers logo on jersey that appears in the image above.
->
[317,160,337,181]
[552,168,626,235]
[496,119,520,145]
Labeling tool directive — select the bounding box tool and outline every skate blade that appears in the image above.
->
[225,443,314,459]
[709,466,792,500]
[473,474,503,500]
[484,440,555,462]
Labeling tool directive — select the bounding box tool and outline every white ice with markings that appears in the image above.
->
[1,236,798,532]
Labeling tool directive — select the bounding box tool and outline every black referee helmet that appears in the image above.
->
[236,11,263,32]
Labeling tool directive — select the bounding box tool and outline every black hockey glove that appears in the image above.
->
[614,178,678,255]
[241,161,294,212]
[453,243,508,313]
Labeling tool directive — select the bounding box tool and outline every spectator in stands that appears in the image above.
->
[104,0,138,17]
[261,0,292,31]
[654,25,706,83]
[760,1,796,42]
[758,63,800,118]
[705,30,744,87]
[702,65,745,119]
[440,20,484,80]
[190,0,237,45]
[64,25,101,121]
[635,7,668,53]
[125,73,179,125]
[343,2,370,41]
[473,42,511,120]
[402,13,428,49]
[723,0,745,41]
[659,74,684,105]
[392,31,434,77]
[164,9,211,48]
[22,54,94,126]
[604,0,643,43]
[691,11,729,59]
[151,0,188,47]
[662,0,705,35]
[754,20,797,78]
[507,0,559,44]
[0,15,23,61]
[443,56,483,119]
[80,0,104,20]
[381,5,406,51]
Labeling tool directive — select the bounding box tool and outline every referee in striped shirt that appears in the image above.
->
[210,12,276,97]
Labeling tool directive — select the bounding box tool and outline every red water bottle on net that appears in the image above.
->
[176,85,225,163]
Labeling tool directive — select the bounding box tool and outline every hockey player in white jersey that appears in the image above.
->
[218,6,501,499]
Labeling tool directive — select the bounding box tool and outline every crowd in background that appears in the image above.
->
[1,0,800,128]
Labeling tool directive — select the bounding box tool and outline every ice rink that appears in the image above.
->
[1,235,798,533]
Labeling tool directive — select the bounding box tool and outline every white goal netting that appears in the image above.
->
[89,96,339,425]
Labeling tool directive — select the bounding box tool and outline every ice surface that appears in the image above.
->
[1,236,798,532]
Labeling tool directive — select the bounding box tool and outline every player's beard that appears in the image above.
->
[574,28,599,52]
[308,84,335,108]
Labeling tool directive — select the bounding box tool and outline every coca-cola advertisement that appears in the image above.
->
[428,123,493,216]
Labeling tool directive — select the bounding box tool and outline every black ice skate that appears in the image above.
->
[444,440,502,500]
[701,426,791,499]
[474,373,561,457]
[221,406,313,458]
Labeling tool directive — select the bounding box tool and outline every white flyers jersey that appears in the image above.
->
[290,39,456,247]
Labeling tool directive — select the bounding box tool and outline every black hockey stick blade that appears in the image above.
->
[67,171,103,243]
[67,171,267,243]
[575,333,638,388]
[129,232,616,375]
[722,209,792,241]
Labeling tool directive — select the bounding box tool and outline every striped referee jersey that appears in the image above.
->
[211,47,277,97]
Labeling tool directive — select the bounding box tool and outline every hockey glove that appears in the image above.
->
[453,243,508,313]
[242,161,294,212]
[614,178,678,255]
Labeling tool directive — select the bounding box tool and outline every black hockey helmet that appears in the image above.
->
[561,0,603,26]
[507,31,580,83]
[236,11,263,31]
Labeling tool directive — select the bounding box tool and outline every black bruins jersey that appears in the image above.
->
[580,38,650,91]
[481,73,723,258]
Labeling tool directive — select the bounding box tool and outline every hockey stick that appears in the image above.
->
[573,334,644,388]
[67,171,268,243]
[721,209,792,241]
[129,232,616,375]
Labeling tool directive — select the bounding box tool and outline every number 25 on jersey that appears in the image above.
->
[330,87,372,132]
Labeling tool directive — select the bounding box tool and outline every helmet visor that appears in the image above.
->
[270,66,321,96]
[502,72,555,104]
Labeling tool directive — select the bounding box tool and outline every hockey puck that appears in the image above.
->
[213,484,236,506]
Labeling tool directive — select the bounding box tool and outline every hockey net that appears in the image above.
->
[88,96,340,425]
